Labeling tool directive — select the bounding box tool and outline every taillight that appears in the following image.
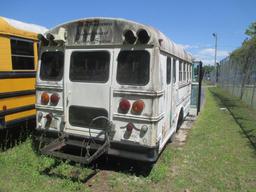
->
[132,100,144,114]
[3,105,7,110]
[41,92,49,105]
[126,122,135,132]
[119,98,130,113]
[50,93,59,105]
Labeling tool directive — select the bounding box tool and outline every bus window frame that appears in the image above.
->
[116,50,150,86]
[39,50,64,82]
[10,36,35,70]
[69,50,111,84]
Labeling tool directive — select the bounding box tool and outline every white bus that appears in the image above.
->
[35,17,193,163]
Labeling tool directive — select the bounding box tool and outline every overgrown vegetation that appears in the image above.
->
[0,87,255,192]
[218,21,256,102]
[230,21,256,71]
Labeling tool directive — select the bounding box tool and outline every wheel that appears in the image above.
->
[176,109,184,131]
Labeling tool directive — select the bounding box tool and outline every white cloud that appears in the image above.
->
[178,44,199,50]
[198,48,230,57]
[193,48,230,65]
[177,44,231,65]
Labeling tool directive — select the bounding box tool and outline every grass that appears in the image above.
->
[0,140,93,192]
[0,87,255,192]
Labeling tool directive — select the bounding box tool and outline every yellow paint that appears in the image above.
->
[0,94,35,109]
[6,109,36,122]
[0,17,42,124]
[0,78,36,93]
[0,95,35,122]
[0,35,12,71]
[33,42,38,69]
[0,17,38,40]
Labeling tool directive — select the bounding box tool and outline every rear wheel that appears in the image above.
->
[176,109,184,132]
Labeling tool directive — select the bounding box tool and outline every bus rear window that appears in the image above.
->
[117,50,149,86]
[40,51,64,81]
[70,51,110,83]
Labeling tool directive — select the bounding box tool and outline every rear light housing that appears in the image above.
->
[126,122,135,132]
[38,111,43,122]
[50,93,59,106]
[41,92,49,105]
[45,113,52,128]
[123,29,137,44]
[137,29,150,44]
[119,98,130,113]
[132,100,145,114]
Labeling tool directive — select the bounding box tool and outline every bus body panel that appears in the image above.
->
[0,17,46,128]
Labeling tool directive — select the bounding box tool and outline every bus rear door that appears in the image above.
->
[64,49,113,137]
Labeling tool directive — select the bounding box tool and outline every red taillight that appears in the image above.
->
[50,93,59,105]
[132,100,144,114]
[41,92,49,105]
[119,98,130,113]
[3,105,7,111]
[45,113,52,122]
[126,122,135,132]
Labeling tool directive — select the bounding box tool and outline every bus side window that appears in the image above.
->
[187,63,190,81]
[183,62,186,82]
[11,37,34,70]
[166,57,171,84]
[173,58,176,83]
[179,60,182,82]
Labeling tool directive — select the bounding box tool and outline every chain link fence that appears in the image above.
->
[217,55,256,110]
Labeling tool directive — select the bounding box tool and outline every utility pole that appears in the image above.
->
[212,33,218,83]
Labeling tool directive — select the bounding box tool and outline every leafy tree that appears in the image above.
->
[203,65,215,74]
[245,21,256,39]
[230,32,256,99]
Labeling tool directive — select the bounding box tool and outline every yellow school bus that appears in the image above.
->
[0,16,47,129]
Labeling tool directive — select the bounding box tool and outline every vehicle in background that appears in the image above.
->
[0,16,47,129]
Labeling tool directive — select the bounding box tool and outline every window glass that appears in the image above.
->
[11,38,34,70]
[179,60,182,82]
[117,50,149,85]
[173,58,176,83]
[70,51,110,82]
[167,57,172,84]
[183,63,186,81]
[69,106,108,129]
[40,51,64,81]
[187,64,190,80]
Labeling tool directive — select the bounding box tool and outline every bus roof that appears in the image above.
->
[0,16,48,40]
[47,17,192,62]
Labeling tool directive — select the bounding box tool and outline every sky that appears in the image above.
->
[1,0,255,65]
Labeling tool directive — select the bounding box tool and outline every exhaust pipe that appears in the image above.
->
[137,29,150,44]
[123,29,137,44]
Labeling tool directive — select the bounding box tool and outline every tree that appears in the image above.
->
[245,21,256,39]
[230,33,256,99]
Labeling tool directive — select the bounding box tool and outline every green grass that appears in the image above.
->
[0,87,255,192]
[0,140,92,192]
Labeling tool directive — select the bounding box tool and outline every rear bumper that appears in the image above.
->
[34,129,159,162]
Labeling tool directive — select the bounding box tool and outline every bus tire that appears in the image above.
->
[176,109,184,132]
